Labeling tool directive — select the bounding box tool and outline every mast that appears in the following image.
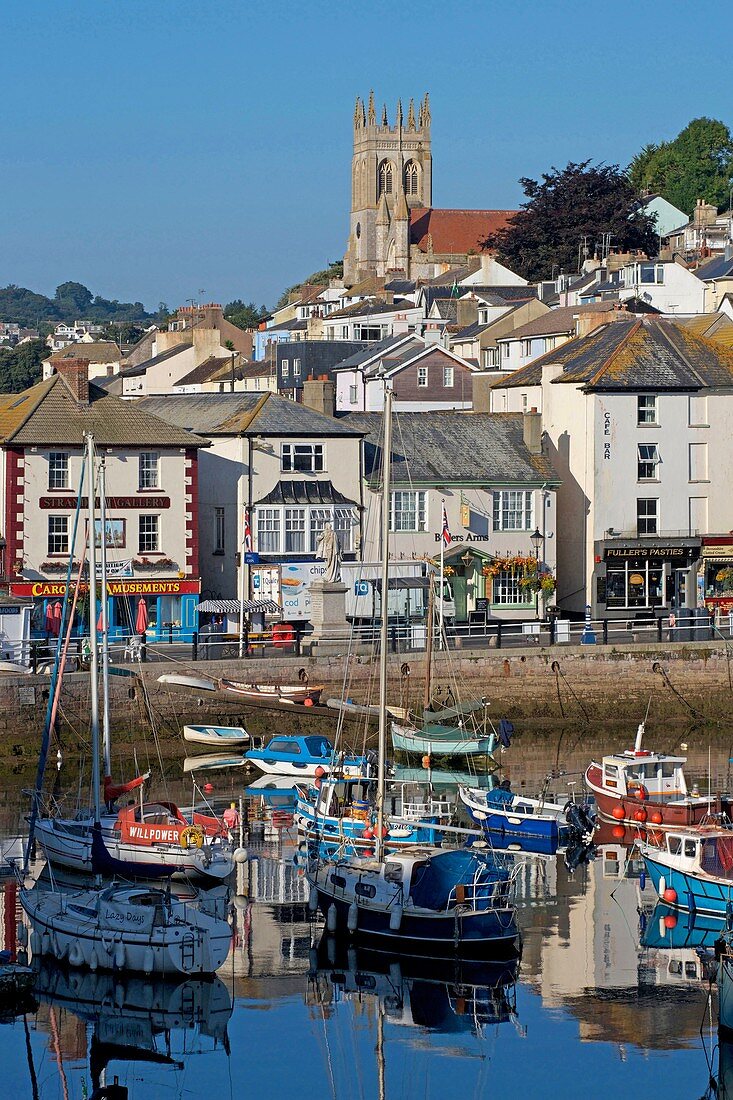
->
[86,433,101,823]
[423,578,434,712]
[375,383,393,863]
[98,456,112,778]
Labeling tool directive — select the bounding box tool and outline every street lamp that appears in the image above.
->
[530,527,543,620]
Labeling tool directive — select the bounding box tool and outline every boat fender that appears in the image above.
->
[658,875,667,899]
[659,915,667,940]
[53,933,67,960]
[348,948,358,975]
[389,906,403,932]
[180,826,205,850]
[327,904,338,933]
[233,847,248,864]
[640,870,647,891]
[308,886,319,913]
[143,947,155,975]
[41,932,51,956]
[88,948,99,971]
[114,942,126,969]
[69,942,83,966]
[326,935,337,966]
[16,922,28,947]
[30,929,41,956]
[347,902,358,933]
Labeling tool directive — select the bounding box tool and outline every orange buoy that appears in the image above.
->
[304,697,314,707]
[663,886,678,905]
[663,913,678,929]
[633,808,647,823]
[314,777,322,789]
[637,785,649,801]
[612,805,625,820]
[363,826,374,840]
[650,811,663,825]
[314,766,326,779]
[612,825,625,840]
[203,782,214,793]
[363,848,374,857]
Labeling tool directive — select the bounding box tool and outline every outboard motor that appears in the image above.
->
[564,838,595,873]
[564,800,596,843]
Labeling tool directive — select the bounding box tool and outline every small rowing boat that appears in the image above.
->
[183,724,249,749]
[219,678,324,705]
[158,673,218,692]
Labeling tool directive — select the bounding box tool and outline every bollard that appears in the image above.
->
[192,631,198,661]
[549,619,556,645]
[602,619,609,645]
[657,616,663,643]
[496,621,502,650]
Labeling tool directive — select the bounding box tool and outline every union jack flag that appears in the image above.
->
[244,509,253,552]
[441,503,452,548]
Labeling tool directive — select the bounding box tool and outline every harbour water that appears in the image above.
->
[0,730,729,1099]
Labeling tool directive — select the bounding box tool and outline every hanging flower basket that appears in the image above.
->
[133,557,177,571]
[716,567,733,591]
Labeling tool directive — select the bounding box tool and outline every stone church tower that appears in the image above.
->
[343,92,432,285]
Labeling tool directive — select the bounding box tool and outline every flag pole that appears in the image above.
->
[238,509,247,658]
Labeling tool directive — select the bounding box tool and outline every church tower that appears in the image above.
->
[343,92,432,285]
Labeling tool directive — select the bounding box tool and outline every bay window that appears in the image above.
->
[257,508,281,553]
[284,507,306,552]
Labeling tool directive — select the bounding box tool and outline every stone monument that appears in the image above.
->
[305,524,349,655]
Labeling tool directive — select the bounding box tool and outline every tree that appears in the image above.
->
[483,161,659,281]
[275,260,344,310]
[54,281,94,314]
[628,118,733,216]
[223,300,267,330]
[0,338,49,394]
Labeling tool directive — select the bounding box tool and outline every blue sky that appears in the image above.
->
[2,0,730,312]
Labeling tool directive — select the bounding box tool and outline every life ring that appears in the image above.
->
[180,825,205,850]
[273,623,296,650]
[628,782,648,801]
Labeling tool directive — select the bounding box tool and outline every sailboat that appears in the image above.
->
[32,439,237,883]
[304,385,520,958]
[20,434,234,977]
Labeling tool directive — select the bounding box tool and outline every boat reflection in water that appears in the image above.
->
[34,959,233,1094]
[639,903,721,986]
[307,932,521,1039]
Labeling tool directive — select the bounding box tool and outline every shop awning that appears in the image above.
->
[196,599,281,614]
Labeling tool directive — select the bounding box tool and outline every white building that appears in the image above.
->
[490,315,733,619]
[618,258,706,314]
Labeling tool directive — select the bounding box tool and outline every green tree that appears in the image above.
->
[484,161,659,281]
[0,338,49,393]
[224,300,266,330]
[629,118,733,215]
[275,260,343,310]
[54,281,94,314]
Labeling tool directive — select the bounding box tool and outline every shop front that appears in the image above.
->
[594,539,701,618]
[699,537,733,618]
[11,578,201,643]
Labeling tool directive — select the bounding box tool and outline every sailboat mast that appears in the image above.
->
[86,433,102,823]
[98,456,112,778]
[375,383,393,863]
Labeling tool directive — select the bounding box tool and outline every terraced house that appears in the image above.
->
[490,317,733,620]
[0,358,205,642]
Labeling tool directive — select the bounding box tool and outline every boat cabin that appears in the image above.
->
[601,751,688,801]
[262,735,335,761]
[663,829,733,880]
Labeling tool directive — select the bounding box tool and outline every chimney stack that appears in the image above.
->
[302,378,336,418]
[523,410,542,455]
[55,357,90,405]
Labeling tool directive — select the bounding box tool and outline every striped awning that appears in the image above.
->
[196,599,281,614]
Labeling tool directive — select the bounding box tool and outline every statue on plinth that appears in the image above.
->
[316,522,342,583]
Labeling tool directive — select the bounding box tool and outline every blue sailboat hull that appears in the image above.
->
[315,892,520,958]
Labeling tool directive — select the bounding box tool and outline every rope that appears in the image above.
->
[550,660,590,722]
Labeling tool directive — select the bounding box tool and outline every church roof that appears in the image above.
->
[409,209,517,255]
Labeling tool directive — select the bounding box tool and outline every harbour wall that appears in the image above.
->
[0,640,731,750]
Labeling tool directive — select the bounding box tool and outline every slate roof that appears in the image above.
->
[384,279,416,295]
[340,411,558,487]
[175,355,233,387]
[409,209,517,254]
[432,300,458,321]
[494,317,733,391]
[49,341,122,364]
[331,335,411,371]
[695,255,733,281]
[679,313,733,351]
[454,320,491,341]
[499,302,620,343]
[325,297,413,321]
[140,392,364,437]
[0,374,205,447]
[118,341,192,378]
[256,479,357,506]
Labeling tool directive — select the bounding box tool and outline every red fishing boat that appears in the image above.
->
[585,723,727,829]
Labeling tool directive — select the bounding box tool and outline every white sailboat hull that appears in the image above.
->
[34,817,234,881]
[23,886,232,976]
